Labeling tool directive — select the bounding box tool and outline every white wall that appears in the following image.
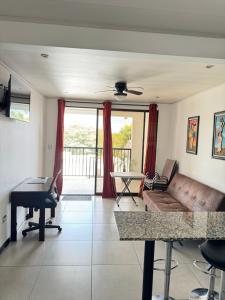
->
[44,98,58,177]
[156,104,175,173]
[172,84,225,193]
[1,21,225,60]
[0,63,45,246]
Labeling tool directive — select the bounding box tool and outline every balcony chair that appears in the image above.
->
[22,170,62,237]
[144,159,177,191]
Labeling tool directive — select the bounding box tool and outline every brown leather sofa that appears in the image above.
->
[143,173,225,212]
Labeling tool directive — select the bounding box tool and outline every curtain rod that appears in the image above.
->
[65,101,152,111]
[65,100,152,107]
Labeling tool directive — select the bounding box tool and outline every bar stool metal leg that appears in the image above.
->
[153,241,175,300]
[164,242,175,300]
[219,271,225,300]
[208,267,219,300]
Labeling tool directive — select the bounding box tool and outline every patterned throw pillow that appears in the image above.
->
[146,171,159,180]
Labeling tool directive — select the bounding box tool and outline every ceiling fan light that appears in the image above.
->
[114,93,127,101]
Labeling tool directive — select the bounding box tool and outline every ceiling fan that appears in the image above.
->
[96,81,144,100]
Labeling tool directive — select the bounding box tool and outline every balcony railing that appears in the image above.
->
[63,146,131,177]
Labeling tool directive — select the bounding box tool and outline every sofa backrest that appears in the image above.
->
[167,173,225,211]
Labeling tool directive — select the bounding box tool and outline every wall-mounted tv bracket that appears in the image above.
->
[0,84,7,110]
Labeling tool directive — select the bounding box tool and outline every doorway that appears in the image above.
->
[63,107,97,195]
[96,109,147,194]
[62,106,148,195]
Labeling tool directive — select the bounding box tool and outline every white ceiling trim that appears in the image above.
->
[0,21,225,59]
[0,0,225,38]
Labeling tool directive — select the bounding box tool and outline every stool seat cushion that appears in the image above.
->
[200,240,225,271]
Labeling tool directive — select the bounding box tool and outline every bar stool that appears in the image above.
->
[190,240,225,300]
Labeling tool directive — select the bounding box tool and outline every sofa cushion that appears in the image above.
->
[143,190,189,212]
[167,173,225,212]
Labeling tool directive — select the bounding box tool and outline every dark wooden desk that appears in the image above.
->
[11,177,52,242]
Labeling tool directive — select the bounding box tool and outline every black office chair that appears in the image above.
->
[22,171,62,237]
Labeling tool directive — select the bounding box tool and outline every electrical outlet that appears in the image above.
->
[2,215,7,223]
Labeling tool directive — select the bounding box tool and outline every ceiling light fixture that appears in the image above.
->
[41,53,49,58]
[206,65,214,69]
[114,93,127,101]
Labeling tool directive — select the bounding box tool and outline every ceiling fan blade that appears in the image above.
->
[126,89,143,95]
[95,89,115,94]
[128,87,144,90]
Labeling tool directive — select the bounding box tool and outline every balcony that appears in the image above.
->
[63,146,131,194]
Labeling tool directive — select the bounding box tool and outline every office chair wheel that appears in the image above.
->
[58,227,62,232]
[22,231,27,237]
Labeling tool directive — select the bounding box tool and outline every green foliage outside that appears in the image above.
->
[64,124,96,147]
[113,124,132,148]
[64,124,132,149]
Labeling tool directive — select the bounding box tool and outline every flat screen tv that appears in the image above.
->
[6,75,31,122]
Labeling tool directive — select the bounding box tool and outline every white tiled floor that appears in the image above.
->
[0,196,222,300]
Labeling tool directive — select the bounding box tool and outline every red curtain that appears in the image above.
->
[102,101,116,198]
[139,103,158,195]
[53,99,65,196]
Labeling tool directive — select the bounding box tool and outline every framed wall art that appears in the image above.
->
[212,111,225,160]
[186,116,200,155]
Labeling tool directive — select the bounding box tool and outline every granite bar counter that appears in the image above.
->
[114,211,225,241]
[114,211,225,300]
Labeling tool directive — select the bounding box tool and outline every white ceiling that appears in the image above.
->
[0,0,225,38]
[0,44,225,103]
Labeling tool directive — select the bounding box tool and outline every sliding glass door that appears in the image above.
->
[63,105,148,195]
[63,107,97,195]
[95,109,146,194]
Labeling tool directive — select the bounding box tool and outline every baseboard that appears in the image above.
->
[0,238,10,254]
